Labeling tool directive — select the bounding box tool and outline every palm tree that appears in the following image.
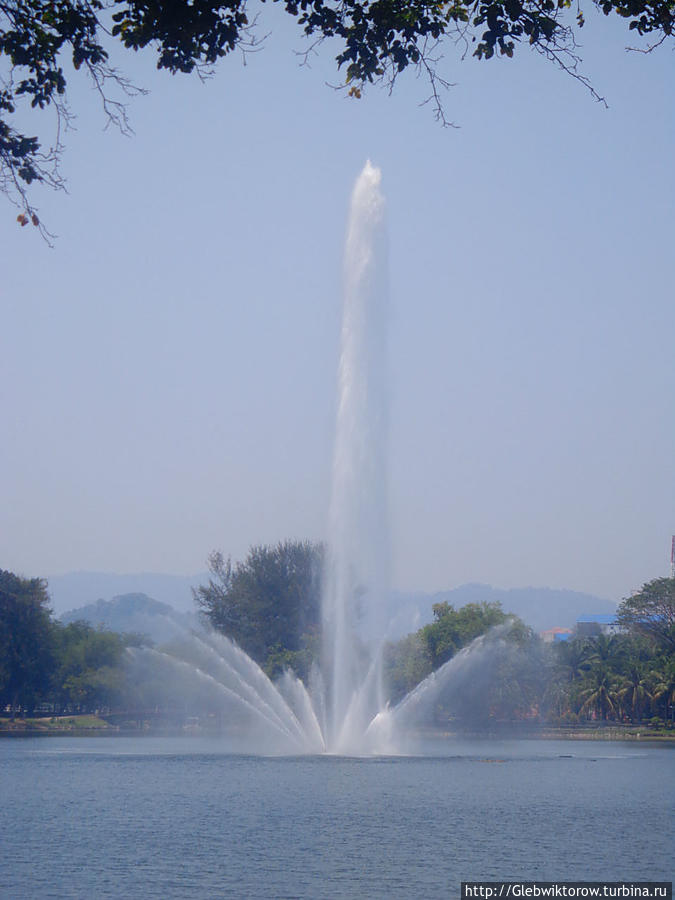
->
[542,676,574,720]
[588,634,626,671]
[618,665,653,723]
[578,667,620,721]
[555,638,593,683]
[652,661,675,723]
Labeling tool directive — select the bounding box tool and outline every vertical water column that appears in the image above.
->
[323,161,390,752]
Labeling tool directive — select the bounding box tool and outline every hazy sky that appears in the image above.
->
[2,9,673,602]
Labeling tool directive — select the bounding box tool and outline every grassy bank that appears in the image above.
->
[0,715,112,734]
[479,723,675,743]
[1,717,673,742]
[537,723,675,742]
[417,721,675,743]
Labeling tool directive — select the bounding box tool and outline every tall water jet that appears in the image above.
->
[322,160,390,752]
[127,164,511,756]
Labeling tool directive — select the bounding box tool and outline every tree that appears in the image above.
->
[554,637,593,683]
[577,666,620,721]
[383,631,433,704]
[652,659,675,723]
[487,637,549,722]
[420,599,513,668]
[50,620,130,712]
[0,569,152,718]
[193,540,324,674]
[2,0,673,230]
[382,598,534,722]
[618,663,653,723]
[616,578,675,652]
[0,570,54,715]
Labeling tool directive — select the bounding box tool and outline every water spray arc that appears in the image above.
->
[130,163,503,755]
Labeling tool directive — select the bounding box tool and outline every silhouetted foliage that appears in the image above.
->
[0,569,148,716]
[2,0,673,227]
[0,570,53,715]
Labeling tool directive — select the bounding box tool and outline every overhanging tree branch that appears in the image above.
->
[1,0,673,238]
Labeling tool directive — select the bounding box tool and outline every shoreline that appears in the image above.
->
[2,716,674,743]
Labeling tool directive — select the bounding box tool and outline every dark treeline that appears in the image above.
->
[0,570,145,717]
[3,549,675,727]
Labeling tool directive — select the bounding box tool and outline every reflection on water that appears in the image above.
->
[1,738,672,899]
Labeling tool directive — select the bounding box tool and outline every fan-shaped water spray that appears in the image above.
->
[129,163,502,754]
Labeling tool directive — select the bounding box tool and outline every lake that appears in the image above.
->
[1,737,672,898]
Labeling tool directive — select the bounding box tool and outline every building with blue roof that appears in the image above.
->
[576,614,621,638]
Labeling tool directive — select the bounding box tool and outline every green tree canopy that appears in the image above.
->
[553,636,594,682]
[577,665,620,721]
[2,0,673,228]
[383,631,433,703]
[193,540,324,674]
[50,620,130,711]
[0,570,54,714]
[616,577,675,651]
[420,599,515,668]
[0,568,151,716]
[652,659,675,722]
[383,598,534,713]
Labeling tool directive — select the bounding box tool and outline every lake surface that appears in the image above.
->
[1,737,672,898]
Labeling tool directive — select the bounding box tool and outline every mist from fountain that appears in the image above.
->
[127,621,508,755]
[128,163,502,755]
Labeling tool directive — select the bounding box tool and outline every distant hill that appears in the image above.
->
[50,570,615,642]
[378,584,615,637]
[47,571,207,615]
[60,592,201,645]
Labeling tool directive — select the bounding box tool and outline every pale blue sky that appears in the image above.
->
[2,8,673,602]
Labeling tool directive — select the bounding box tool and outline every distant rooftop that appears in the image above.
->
[539,626,574,643]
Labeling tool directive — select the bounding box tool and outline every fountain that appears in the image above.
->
[128,162,506,754]
[322,159,389,753]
